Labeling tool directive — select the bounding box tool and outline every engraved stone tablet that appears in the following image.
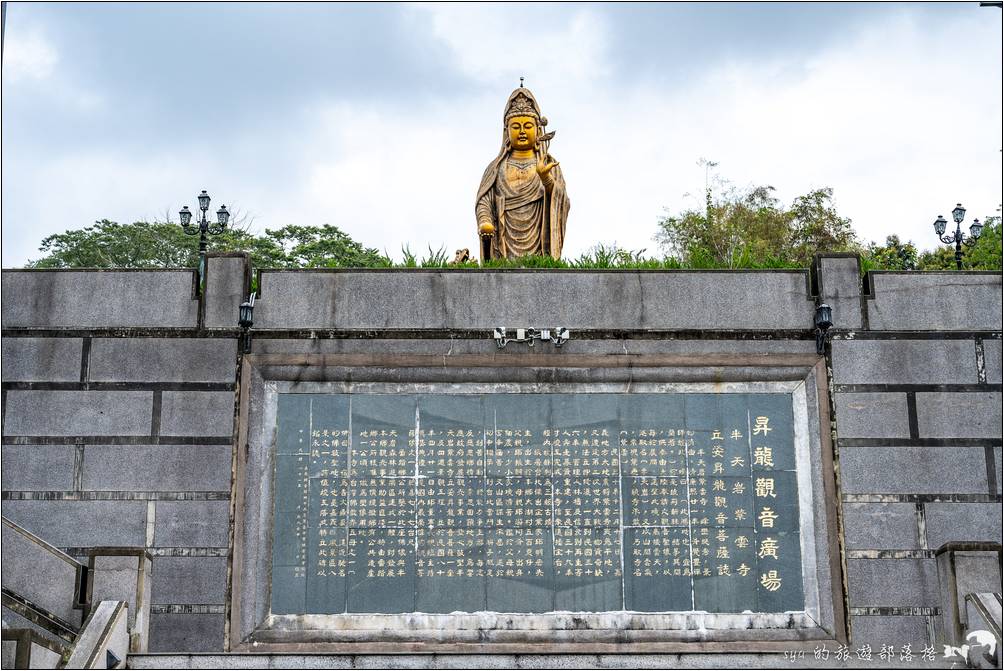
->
[270,392,804,615]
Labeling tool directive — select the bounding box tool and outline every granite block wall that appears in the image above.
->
[2,253,1001,661]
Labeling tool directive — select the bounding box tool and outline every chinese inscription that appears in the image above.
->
[270,393,804,614]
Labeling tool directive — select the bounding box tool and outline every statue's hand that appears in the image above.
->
[536,150,559,178]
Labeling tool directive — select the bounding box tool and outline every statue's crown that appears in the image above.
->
[504,90,540,122]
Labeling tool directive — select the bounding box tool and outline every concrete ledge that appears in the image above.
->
[127,652,947,669]
[1,270,198,328]
[254,270,814,331]
[866,272,1002,331]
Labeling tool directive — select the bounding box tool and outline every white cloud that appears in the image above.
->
[413,4,612,87]
[259,8,1000,263]
[3,5,1000,267]
[2,29,59,83]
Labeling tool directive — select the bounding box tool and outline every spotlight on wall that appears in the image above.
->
[493,327,570,349]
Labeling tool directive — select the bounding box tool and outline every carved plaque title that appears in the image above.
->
[270,393,804,614]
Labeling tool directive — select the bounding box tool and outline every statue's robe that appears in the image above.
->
[475,152,569,261]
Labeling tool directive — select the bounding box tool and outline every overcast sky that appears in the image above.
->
[2,2,1001,266]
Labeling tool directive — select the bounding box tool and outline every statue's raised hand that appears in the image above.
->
[535,148,559,178]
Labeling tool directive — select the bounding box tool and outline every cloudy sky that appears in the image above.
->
[2,2,1001,266]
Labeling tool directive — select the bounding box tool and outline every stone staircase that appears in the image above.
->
[1,517,140,669]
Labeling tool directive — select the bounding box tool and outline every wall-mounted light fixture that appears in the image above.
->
[239,292,255,354]
[814,303,833,355]
[493,327,569,349]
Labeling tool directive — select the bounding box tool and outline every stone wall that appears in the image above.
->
[1,254,1000,662]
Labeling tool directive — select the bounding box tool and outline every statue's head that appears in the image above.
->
[502,88,545,151]
[508,115,538,151]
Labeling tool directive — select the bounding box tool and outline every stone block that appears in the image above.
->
[89,339,236,383]
[252,337,818,356]
[842,503,920,550]
[187,654,271,669]
[923,503,1002,548]
[984,339,1002,384]
[354,656,436,669]
[598,656,693,669]
[29,644,62,669]
[915,392,1002,439]
[81,445,231,491]
[1,270,198,328]
[834,393,909,439]
[154,501,230,547]
[1,337,82,382]
[1,500,147,547]
[89,552,153,652]
[431,655,520,669]
[850,615,930,648]
[515,655,601,669]
[204,255,249,329]
[149,614,224,652]
[847,558,940,607]
[3,390,152,437]
[952,553,1002,602]
[0,641,12,670]
[254,270,813,331]
[160,391,235,437]
[840,446,989,494]
[866,272,1002,331]
[127,654,195,669]
[269,655,355,669]
[816,255,863,330]
[832,339,977,385]
[1,445,76,491]
[995,447,1002,495]
[1,521,83,625]
[151,557,228,604]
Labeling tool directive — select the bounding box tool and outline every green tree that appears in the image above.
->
[27,220,390,270]
[866,235,919,270]
[262,224,390,268]
[656,177,860,268]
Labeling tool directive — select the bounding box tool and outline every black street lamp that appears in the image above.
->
[181,189,230,295]
[933,203,984,270]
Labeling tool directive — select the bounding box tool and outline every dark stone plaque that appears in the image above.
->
[270,392,805,615]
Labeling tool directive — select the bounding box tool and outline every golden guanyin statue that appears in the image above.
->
[475,85,569,261]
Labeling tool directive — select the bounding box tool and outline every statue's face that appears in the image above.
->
[507,116,538,150]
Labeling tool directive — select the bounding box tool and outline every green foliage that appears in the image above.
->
[262,224,390,268]
[25,210,1001,274]
[656,179,861,268]
[964,215,1002,270]
[28,219,391,271]
[865,235,919,271]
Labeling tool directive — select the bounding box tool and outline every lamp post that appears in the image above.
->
[933,203,984,270]
[181,190,230,295]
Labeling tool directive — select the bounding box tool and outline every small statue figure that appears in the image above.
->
[475,85,569,261]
